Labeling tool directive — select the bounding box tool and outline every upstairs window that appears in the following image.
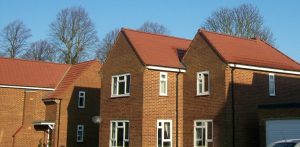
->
[78,91,85,108]
[269,73,275,96]
[112,74,131,97]
[194,120,213,147]
[197,71,210,96]
[110,120,129,147]
[77,125,84,142]
[160,72,168,96]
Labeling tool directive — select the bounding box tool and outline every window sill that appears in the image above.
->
[111,95,130,98]
[159,94,168,97]
[195,94,210,97]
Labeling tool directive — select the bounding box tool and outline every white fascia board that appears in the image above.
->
[146,66,186,73]
[0,85,55,91]
[228,64,300,75]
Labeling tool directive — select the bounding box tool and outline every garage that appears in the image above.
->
[266,119,300,146]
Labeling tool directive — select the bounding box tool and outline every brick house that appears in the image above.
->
[0,58,101,147]
[100,28,300,147]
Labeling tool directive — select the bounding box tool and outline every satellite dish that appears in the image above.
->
[92,116,101,124]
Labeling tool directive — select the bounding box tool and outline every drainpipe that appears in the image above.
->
[56,99,62,147]
[12,90,26,147]
[231,66,236,147]
[175,70,180,147]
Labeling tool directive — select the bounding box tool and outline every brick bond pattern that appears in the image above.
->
[100,31,300,147]
[0,62,101,147]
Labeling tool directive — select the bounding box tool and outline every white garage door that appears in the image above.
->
[266,119,300,146]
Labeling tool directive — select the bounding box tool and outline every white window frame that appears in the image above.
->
[194,120,213,147]
[111,73,131,97]
[159,72,168,96]
[157,120,172,147]
[197,71,210,96]
[77,125,84,142]
[78,91,85,108]
[110,120,129,147]
[269,73,276,96]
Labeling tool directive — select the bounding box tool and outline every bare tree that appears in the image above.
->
[0,20,31,58]
[202,4,274,44]
[49,6,99,64]
[96,29,119,62]
[22,40,57,61]
[138,21,170,35]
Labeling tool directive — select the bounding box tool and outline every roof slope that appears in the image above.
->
[0,58,70,88]
[46,60,99,98]
[199,30,300,71]
[122,28,192,68]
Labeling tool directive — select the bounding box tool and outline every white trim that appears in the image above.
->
[196,71,210,96]
[157,120,172,147]
[110,120,129,147]
[77,125,84,142]
[159,72,168,96]
[111,73,131,97]
[269,73,276,96]
[146,66,186,73]
[228,64,300,75]
[78,91,86,108]
[194,120,213,147]
[0,85,55,91]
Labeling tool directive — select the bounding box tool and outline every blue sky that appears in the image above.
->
[0,0,299,62]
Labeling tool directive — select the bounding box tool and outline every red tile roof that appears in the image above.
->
[122,28,192,68]
[0,57,100,99]
[46,60,100,98]
[199,30,300,71]
[0,57,70,88]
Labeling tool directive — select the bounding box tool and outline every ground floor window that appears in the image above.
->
[194,120,213,147]
[157,120,172,147]
[110,120,129,147]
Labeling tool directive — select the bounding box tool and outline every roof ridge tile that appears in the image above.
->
[199,29,257,42]
[122,27,191,42]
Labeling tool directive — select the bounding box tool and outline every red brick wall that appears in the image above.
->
[142,69,184,147]
[182,33,232,147]
[100,33,144,147]
[0,88,49,147]
[225,68,300,147]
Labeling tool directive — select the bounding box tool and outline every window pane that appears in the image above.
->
[125,122,129,139]
[126,75,130,93]
[196,128,202,140]
[199,82,203,94]
[111,140,116,146]
[196,122,203,126]
[163,141,171,147]
[160,81,166,94]
[207,122,213,140]
[119,81,125,94]
[113,77,117,95]
[119,76,125,80]
[118,122,123,127]
[204,73,209,92]
[161,74,166,79]
[203,128,206,146]
[112,122,116,139]
[164,122,171,139]
[117,128,124,146]
[158,128,162,147]
[79,98,84,107]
